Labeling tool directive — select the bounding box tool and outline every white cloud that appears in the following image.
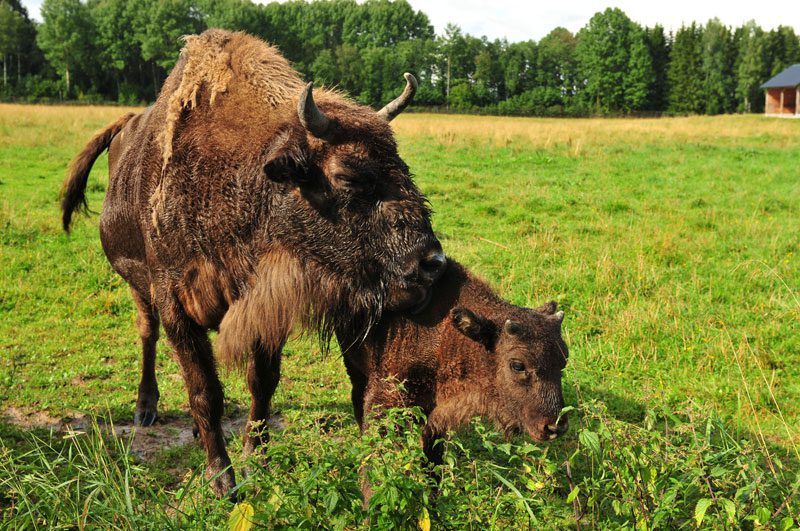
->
[21,0,43,20]
[20,0,800,42]
[407,0,800,41]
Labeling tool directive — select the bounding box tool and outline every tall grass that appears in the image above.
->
[1,107,799,527]
[2,404,797,528]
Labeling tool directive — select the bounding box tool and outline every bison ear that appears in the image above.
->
[450,307,497,350]
[533,300,557,315]
[264,154,305,184]
[263,130,308,184]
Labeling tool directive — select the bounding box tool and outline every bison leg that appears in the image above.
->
[160,301,235,498]
[243,342,282,456]
[343,354,367,429]
[131,289,160,427]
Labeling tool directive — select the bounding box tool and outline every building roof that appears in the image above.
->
[761,64,800,89]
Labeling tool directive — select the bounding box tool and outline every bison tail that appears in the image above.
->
[61,112,135,232]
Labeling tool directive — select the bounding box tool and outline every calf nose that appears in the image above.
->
[544,417,569,439]
[418,246,446,283]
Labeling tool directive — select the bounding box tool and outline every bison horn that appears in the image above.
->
[377,73,418,122]
[298,82,330,137]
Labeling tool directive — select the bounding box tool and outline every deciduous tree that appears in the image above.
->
[0,1,24,88]
[37,0,94,96]
[576,8,653,112]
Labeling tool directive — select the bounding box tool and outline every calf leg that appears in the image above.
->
[243,341,283,456]
[159,297,234,498]
[131,289,160,427]
[421,422,445,466]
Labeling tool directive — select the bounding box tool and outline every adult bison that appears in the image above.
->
[338,260,568,500]
[60,29,445,496]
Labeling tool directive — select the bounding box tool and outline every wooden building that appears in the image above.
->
[761,64,800,116]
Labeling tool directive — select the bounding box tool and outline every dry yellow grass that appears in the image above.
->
[393,112,800,151]
[0,104,142,149]
[4,104,797,153]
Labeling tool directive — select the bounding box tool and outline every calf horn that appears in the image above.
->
[298,82,330,137]
[377,73,418,122]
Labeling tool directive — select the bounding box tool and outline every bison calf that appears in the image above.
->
[339,260,569,468]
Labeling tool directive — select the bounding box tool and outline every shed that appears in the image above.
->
[761,64,800,116]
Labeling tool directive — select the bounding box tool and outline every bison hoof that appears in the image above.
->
[206,464,237,500]
[192,421,199,439]
[134,409,158,427]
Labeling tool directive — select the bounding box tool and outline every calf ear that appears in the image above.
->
[533,300,557,315]
[450,307,498,350]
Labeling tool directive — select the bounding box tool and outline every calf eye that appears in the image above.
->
[510,361,526,373]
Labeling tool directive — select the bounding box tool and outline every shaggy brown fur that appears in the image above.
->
[60,29,445,497]
[339,260,569,476]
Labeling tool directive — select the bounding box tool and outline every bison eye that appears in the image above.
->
[510,361,526,373]
[334,173,370,192]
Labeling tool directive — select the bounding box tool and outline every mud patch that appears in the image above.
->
[1,406,286,462]
[2,406,86,431]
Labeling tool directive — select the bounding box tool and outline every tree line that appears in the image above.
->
[1,0,799,115]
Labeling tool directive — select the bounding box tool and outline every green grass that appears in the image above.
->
[1,106,799,528]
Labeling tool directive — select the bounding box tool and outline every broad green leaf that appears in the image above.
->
[418,507,431,531]
[755,506,771,524]
[694,498,713,527]
[228,502,254,531]
[579,429,601,456]
[718,498,735,521]
[566,486,580,503]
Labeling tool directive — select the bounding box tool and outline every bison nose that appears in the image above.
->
[419,247,446,283]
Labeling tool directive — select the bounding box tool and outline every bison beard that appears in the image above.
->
[60,29,444,498]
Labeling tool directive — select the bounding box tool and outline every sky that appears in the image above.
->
[20,0,800,42]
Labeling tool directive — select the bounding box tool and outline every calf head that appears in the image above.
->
[264,74,444,320]
[450,301,569,441]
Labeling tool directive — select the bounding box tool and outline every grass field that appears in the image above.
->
[1,104,799,528]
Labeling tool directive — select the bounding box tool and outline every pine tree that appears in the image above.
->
[734,21,766,113]
[764,26,800,76]
[645,25,670,111]
[625,26,655,111]
[668,23,705,114]
[702,18,735,114]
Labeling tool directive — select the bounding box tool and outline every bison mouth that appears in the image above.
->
[386,281,433,314]
[408,287,433,314]
[387,246,445,315]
